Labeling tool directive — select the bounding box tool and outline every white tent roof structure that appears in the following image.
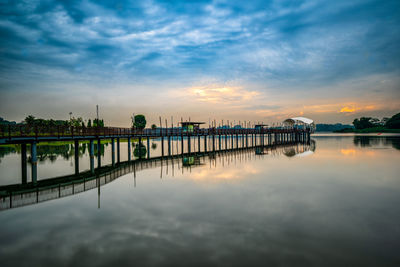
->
[283,117,314,125]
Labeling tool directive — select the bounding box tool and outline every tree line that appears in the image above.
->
[353,112,400,130]
[22,115,105,128]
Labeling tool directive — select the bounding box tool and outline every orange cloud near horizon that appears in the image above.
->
[340,106,357,113]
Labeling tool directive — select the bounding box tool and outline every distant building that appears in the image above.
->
[179,121,205,133]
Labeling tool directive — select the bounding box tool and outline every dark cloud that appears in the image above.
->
[0,0,399,85]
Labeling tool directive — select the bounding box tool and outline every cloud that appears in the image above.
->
[339,105,377,114]
[340,107,357,113]
[171,85,261,105]
[245,105,281,111]
[0,0,399,124]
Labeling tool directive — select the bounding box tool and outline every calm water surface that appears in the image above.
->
[0,135,399,266]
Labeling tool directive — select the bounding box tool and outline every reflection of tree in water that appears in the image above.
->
[283,148,296,157]
[0,142,107,163]
[353,136,372,147]
[282,140,316,157]
[0,146,17,163]
[391,138,400,150]
[353,136,400,150]
[134,143,147,158]
[36,144,72,162]
[35,143,106,162]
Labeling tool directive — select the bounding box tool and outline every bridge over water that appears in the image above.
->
[0,124,311,187]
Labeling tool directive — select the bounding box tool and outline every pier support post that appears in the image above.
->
[31,141,37,184]
[90,140,94,174]
[231,133,234,149]
[139,137,142,159]
[147,138,150,158]
[21,143,27,184]
[204,136,207,152]
[181,135,184,154]
[97,139,101,169]
[117,138,120,163]
[74,140,79,175]
[212,134,215,151]
[236,134,238,148]
[225,134,227,149]
[198,135,201,153]
[188,135,191,154]
[168,136,171,155]
[261,133,264,146]
[111,138,115,166]
[161,136,164,156]
[128,137,131,161]
[219,134,221,151]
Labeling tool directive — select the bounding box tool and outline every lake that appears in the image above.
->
[0,134,399,266]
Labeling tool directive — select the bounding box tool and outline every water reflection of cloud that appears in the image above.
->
[340,148,376,157]
[186,165,260,183]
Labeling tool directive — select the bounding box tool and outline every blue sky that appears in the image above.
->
[0,0,399,126]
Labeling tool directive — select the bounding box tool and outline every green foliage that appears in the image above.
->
[25,115,36,126]
[133,114,146,129]
[316,123,354,132]
[151,124,157,129]
[133,143,147,158]
[151,142,157,150]
[385,112,400,129]
[87,119,92,127]
[93,119,104,127]
[24,115,68,128]
[0,117,17,125]
[353,117,374,130]
[70,117,83,127]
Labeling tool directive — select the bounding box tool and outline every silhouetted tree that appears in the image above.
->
[385,113,400,129]
[133,114,146,129]
[353,117,374,130]
[25,115,36,126]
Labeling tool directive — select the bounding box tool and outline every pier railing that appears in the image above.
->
[1,124,309,140]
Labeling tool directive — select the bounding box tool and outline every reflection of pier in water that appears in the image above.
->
[0,141,315,211]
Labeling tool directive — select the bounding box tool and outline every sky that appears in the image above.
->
[0,0,399,126]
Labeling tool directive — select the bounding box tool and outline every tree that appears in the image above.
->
[368,118,380,126]
[385,113,400,129]
[134,143,147,158]
[151,124,157,129]
[353,117,374,130]
[133,114,146,129]
[25,115,36,126]
[70,117,83,127]
[93,118,103,127]
[87,119,92,127]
